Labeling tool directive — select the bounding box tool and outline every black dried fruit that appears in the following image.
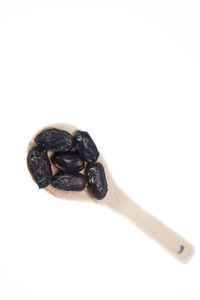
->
[35,128,74,152]
[74,130,99,163]
[51,171,86,191]
[85,163,108,200]
[27,146,52,188]
[52,151,84,172]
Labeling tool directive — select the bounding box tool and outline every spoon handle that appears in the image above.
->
[105,190,194,263]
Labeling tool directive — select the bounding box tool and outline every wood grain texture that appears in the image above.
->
[27,123,194,263]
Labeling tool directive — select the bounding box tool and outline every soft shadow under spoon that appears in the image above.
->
[27,123,194,263]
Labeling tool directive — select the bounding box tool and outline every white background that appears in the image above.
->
[0,0,200,299]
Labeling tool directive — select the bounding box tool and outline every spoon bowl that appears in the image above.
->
[27,123,115,202]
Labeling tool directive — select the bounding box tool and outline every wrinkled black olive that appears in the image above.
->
[52,151,84,172]
[85,163,108,200]
[51,171,86,191]
[74,130,99,163]
[27,146,52,188]
[35,128,74,152]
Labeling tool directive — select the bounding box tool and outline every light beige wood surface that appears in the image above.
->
[27,123,194,263]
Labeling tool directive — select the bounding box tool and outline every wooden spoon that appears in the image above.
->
[27,123,194,263]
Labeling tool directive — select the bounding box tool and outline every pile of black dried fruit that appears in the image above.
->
[36,128,74,152]
[27,146,52,188]
[74,130,99,163]
[51,171,86,191]
[52,151,84,172]
[28,128,108,199]
[85,163,108,200]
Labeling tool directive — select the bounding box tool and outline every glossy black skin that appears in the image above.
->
[27,146,52,188]
[85,163,108,200]
[35,128,74,152]
[74,130,99,163]
[51,151,84,172]
[51,171,86,191]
